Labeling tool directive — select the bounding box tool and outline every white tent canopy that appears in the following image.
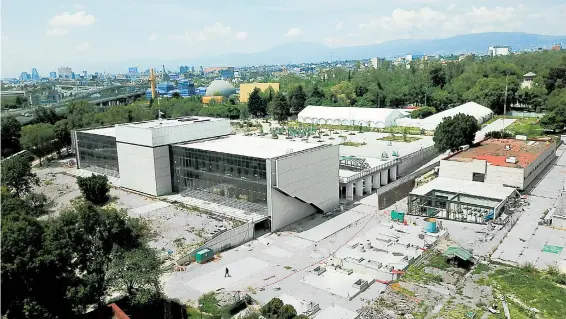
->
[297,105,403,128]
[396,102,493,131]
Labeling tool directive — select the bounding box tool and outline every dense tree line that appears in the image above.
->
[1,155,162,318]
[275,50,566,114]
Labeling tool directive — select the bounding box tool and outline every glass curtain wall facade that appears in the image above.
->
[76,132,119,177]
[170,146,267,205]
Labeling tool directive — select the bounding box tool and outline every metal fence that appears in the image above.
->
[339,145,436,184]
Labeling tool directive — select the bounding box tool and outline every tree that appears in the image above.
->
[248,88,265,117]
[171,91,181,99]
[429,64,447,88]
[541,105,566,131]
[1,115,22,157]
[261,298,284,318]
[34,106,60,125]
[107,247,162,305]
[433,114,479,152]
[54,119,72,153]
[20,123,56,166]
[545,56,566,93]
[279,304,297,319]
[0,153,39,197]
[410,106,437,119]
[546,88,566,111]
[289,85,307,117]
[272,92,290,123]
[66,100,97,129]
[76,174,110,205]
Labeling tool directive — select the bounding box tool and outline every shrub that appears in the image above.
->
[76,174,110,205]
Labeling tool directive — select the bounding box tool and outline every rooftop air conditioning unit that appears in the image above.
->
[506,156,518,164]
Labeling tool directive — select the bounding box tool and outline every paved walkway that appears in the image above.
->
[491,145,566,270]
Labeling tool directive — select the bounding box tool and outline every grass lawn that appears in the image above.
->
[479,266,566,318]
[377,134,421,143]
[506,117,543,138]
[340,141,367,147]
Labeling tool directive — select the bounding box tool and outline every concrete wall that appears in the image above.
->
[115,118,231,147]
[275,145,339,211]
[117,143,171,196]
[176,222,255,266]
[523,142,557,188]
[398,146,437,176]
[485,165,523,188]
[270,189,318,231]
[376,178,415,209]
[269,145,339,230]
[439,159,487,181]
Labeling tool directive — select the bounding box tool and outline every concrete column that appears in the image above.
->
[364,175,372,194]
[381,169,388,186]
[390,165,398,181]
[372,172,380,188]
[355,179,364,197]
[346,182,354,201]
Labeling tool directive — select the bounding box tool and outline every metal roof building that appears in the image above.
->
[397,102,494,131]
[297,106,404,128]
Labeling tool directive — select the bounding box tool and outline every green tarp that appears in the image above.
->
[443,246,473,261]
[542,245,563,254]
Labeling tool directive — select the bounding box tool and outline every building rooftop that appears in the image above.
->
[410,177,517,201]
[448,138,554,168]
[176,135,325,159]
[82,126,116,137]
[118,116,224,129]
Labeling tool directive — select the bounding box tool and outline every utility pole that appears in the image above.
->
[503,74,508,132]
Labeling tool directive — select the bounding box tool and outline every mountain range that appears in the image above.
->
[177,32,566,67]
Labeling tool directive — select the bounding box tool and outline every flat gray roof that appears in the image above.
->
[410,177,516,201]
[176,135,325,159]
[81,126,116,137]
[119,116,225,129]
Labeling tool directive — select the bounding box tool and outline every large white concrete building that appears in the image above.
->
[440,138,557,189]
[488,46,511,56]
[71,117,339,231]
[408,138,557,224]
[297,106,404,128]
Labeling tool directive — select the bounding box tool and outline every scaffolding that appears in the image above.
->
[407,190,510,224]
[339,156,370,171]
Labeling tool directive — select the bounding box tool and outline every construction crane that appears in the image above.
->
[149,68,157,99]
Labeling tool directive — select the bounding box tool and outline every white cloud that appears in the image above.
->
[235,31,248,40]
[285,27,302,37]
[75,42,90,51]
[167,22,233,44]
[148,33,159,41]
[49,11,96,27]
[46,28,69,36]
[335,21,344,30]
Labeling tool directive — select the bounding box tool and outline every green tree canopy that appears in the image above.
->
[76,174,110,205]
[272,92,290,123]
[1,115,22,157]
[20,123,56,166]
[433,113,480,152]
[248,87,266,117]
[0,153,38,197]
[289,85,307,117]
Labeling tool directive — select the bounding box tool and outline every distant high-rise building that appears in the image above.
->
[82,71,87,78]
[370,57,385,69]
[49,71,57,79]
[179,65,189,74]
[488,46,511,56]
[71,72,76,79]
[58,66,73,79]
[19,72,31,81]
[128,67,138,74]
[31,68,40,80]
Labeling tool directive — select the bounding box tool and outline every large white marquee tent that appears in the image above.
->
[297,105,404,128]
[396,102,494,130]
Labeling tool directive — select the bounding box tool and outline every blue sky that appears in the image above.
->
[2,0,566,77]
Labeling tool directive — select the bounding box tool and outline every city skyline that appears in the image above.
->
[2,0,566,77]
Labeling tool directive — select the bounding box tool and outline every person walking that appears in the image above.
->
[225,267,230,277]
